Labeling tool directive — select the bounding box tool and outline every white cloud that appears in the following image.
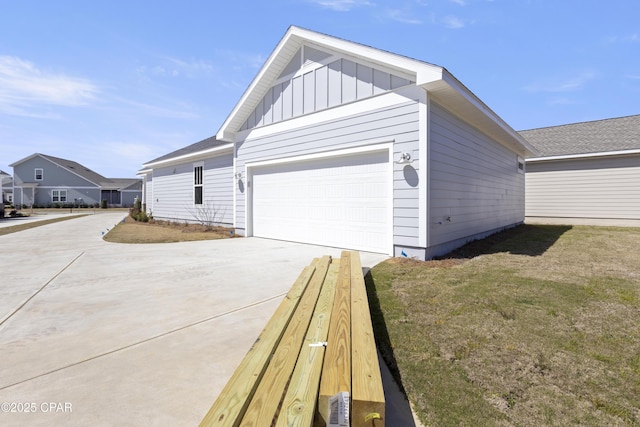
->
[0,56,99,116]
[307,0,374,12]
[386,9,422,24]
[524,71,597,93]
[449,0,467,5]
[442,15,465,29]
[214,49,266,70]
[605,33,640,44]
[137,57,214,79]
[547,97,576,106]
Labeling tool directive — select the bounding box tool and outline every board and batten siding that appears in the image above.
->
[240,53,412,132]
[150,154,233,225]
[428,102,525,249]
[526,154,640,219]
[237,92,421,248]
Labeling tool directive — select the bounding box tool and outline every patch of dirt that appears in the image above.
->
[124,215,238,236]
[388,225,531,268]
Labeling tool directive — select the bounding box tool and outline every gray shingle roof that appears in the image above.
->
[102,178,142,191]
[145,136,226,164]
[519,114,640,157]
[40,154,112,186]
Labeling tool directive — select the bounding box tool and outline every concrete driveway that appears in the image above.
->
[0,213,394,426]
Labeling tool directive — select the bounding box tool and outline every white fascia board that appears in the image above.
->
[424,70,538,157]
[216,27,301,141]
[526,148,640,163]
[293,27,424,79]
[442,70,537,155]
[142,144,233,169]
[216,25,437,141]
[137,168,152,176]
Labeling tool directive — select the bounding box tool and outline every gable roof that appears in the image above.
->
[104,178,143,191]
[10,153,141,188]
[10,153,111,186]
[142,136,232,168]
[520,114,640,159]
[216,25,536,156]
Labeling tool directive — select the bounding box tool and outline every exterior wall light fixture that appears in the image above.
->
[395,152,413,164]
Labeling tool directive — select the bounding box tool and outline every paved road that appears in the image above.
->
[0,213,408,426]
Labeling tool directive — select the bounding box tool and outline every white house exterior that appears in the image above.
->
[141,26,535,258]
[522,115,640,224]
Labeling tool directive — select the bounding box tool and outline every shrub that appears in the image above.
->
[101,199,108,209]
[129,205,149,223]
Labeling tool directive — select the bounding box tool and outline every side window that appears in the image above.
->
[517,156,525,174]
[35,168,44,181]
[194,165,203,205]
[52,190,67,203]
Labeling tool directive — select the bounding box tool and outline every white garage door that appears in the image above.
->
[250,150,391,253]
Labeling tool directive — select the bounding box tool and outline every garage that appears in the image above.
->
[249,149,392,254]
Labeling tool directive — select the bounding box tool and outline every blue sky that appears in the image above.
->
[1,0,638,178]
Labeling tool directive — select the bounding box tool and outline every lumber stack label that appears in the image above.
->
[199,251,385,427]
[318,251,352,425]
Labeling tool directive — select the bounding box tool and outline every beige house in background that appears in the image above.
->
[521,114,640,225]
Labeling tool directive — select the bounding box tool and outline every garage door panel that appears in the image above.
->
[251,150,390,253]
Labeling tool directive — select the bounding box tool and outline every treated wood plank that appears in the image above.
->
[240,256,332,426]
[318,251,352,426]
[276,260,341,427]
[199,262,317,427]
[350,252,385,427]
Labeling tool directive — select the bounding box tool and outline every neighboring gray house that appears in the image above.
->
[522,115,640,223]
[10,153,142,208]
[1,170,11,203]
[140,26,535,258]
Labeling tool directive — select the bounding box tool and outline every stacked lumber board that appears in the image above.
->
[199,251,385,427]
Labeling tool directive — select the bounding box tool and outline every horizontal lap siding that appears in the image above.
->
[14,158,100,188]
[237,97,420,246]
[152,164,193,221]
[14,157,100,206]
[526,155,640,219]
[151,154,233,224]
[429,102,524,246]
[203,156,234,225]
[145,175,153,213]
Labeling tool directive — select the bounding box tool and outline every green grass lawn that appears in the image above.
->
[5,213,639,425]
[368,225,640,426]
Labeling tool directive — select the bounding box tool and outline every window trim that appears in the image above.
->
[35,168,44,181]
[52,189,67,203]
[193,163,204,205]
